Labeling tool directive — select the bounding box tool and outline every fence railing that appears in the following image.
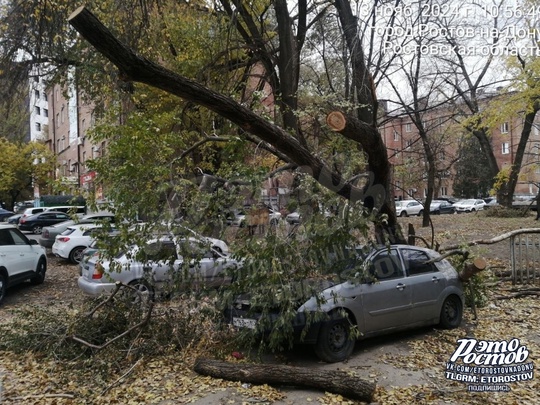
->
[510,230,540,285]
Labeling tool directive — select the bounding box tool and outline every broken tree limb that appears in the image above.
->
[441,228,540,251]
[459,258,487,282]
[193,357,376,402]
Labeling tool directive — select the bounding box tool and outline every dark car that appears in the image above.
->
[0,208,15,221]
[430,200,456,215]
[226,244,464,363]
[18,211,71,235]
[6,214,23,224]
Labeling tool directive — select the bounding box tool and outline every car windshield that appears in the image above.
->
[462,199,476,204]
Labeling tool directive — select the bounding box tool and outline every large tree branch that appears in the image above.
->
[67,6,365,203]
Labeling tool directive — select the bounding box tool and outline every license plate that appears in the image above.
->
[233,317,257,329]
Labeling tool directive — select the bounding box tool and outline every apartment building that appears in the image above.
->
[44,80,102,199]
[380,94,540,200]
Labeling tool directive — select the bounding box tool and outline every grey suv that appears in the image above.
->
[0,224,48,304]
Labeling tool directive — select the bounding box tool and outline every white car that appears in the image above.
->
[0,224,48,304]
[453,199,486,213]
[78,236,241,298]
[395,200,424,217]
[52,223,112,264]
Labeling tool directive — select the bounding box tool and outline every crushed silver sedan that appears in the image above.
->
[226,244,464,363]
[78,236,240,299]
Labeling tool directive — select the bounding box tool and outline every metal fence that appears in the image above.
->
[510,230,540,285]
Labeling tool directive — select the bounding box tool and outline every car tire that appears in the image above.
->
[270,218,279,226]
[32,225,43,235]
[400,211,408,217]
[0,272,7,304]
[418,210,423,216]
[69,246,86,264]
[30,258,47,285]
[126,279,154,304]
[314,311,355,363]
[439,295,463,329]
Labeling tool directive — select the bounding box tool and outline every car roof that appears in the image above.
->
[0,224,17,230]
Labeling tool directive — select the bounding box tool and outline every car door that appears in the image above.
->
[141,241,179,283]
[173,240,226,287]
[400,247,447,324]
[0,228,35,275]
[361,248,412,333]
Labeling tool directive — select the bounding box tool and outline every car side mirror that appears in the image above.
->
[29,239,39,245]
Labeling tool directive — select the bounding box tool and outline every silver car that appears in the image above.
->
[227,244,464,363]
[78,236,240,298]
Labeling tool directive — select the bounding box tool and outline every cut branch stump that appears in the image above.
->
[193,357,376,402]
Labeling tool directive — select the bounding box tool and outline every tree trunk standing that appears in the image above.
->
[326,111,405,243]
[193,357,376,402]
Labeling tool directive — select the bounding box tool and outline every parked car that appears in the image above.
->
[429,200,456,215]
[18,211,71,234]
[483,197,499,209]
[226,244,464,363]
[78,236,240,298]
[453,199,486,213]
[52,223,115,264]
[0,208,16,221]
[19,207,47,222]
[38,213,116,249]
[5,214,22,224]
[285,211,301,225]
[0,224,47,304]
[395,200,424,217]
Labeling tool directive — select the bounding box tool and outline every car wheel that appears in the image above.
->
[270,218,279,226]
[32,225,43,234]
[418,210,424,216]
[69,247,86,264]
[400,211,408,217]
[30,258,47,285]
[314,311,355,363]
[471,208,476,212]
[126,279,154,304]
[0,272,7,304]
[439,295,463,329]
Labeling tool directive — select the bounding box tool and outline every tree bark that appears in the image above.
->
[193,357,376,402]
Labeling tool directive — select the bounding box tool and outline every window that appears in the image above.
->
[401,249,437,275]
[35,106,40,115]
[502,142,510,154]
[56,113,60,128]
[34,90,40,99]
[405,140,412,149]
[393,130,399,141]
[441,187,448,196]
[368,249,404,281]
[43,93,48,102]
[501,122,509,133]
[61,105,65,123]
[43,109,48,118]
[405,123,412,132]
[35,122,41,131]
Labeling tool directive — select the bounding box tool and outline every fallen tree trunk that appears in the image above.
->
[459,258,487,282]
[193,357,376,402]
